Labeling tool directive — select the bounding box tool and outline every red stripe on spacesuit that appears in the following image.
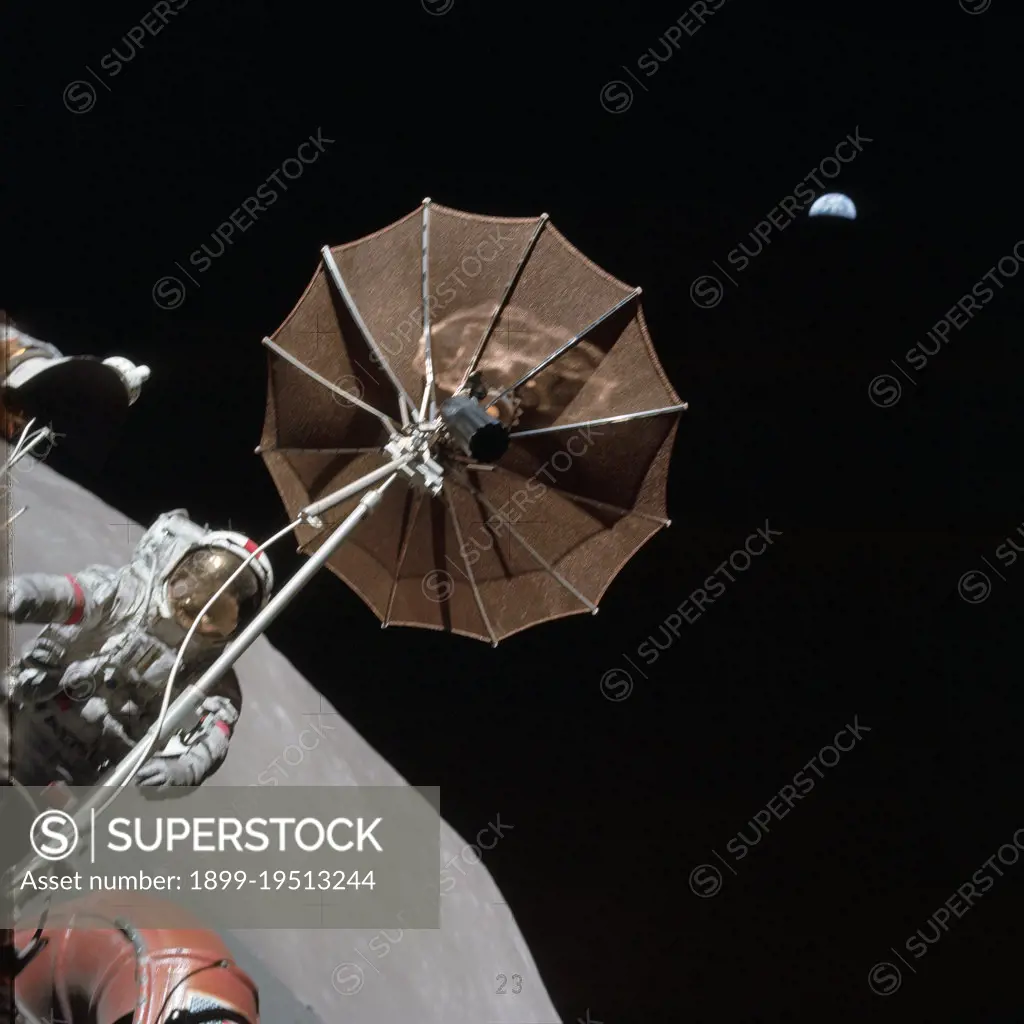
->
[203,713,232,738]
[243,538,258,554]
[64,574,86,625]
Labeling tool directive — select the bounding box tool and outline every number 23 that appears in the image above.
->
[495,973,522,994]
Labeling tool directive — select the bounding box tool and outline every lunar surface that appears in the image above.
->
[6,458,560,1024]
[808,192,857,220]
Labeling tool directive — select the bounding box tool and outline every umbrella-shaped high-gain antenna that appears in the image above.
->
[9,203,687,879]
[257,199,687,643]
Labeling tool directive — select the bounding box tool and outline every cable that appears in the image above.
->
[4,419,56,474]
[154,959,258,1024]
[4,417,38,468]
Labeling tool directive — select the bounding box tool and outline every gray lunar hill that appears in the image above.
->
[8,458,560,1024]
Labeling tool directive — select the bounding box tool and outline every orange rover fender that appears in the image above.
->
[14,894,259,1024]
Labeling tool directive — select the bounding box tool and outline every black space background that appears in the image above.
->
[5,2,1024,1021]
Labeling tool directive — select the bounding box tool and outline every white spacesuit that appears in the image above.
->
[1,510,273,791]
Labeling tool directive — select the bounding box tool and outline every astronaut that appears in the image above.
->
[0,509,273,791]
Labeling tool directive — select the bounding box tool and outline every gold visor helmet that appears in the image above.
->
[166,544,267,640]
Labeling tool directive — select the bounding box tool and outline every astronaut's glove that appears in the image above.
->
[6,639,69,705]
[135,720,231,790]
[135,755,198,789]
[199,695,239,731]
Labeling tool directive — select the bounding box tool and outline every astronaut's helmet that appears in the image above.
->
[165,532,273,640]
